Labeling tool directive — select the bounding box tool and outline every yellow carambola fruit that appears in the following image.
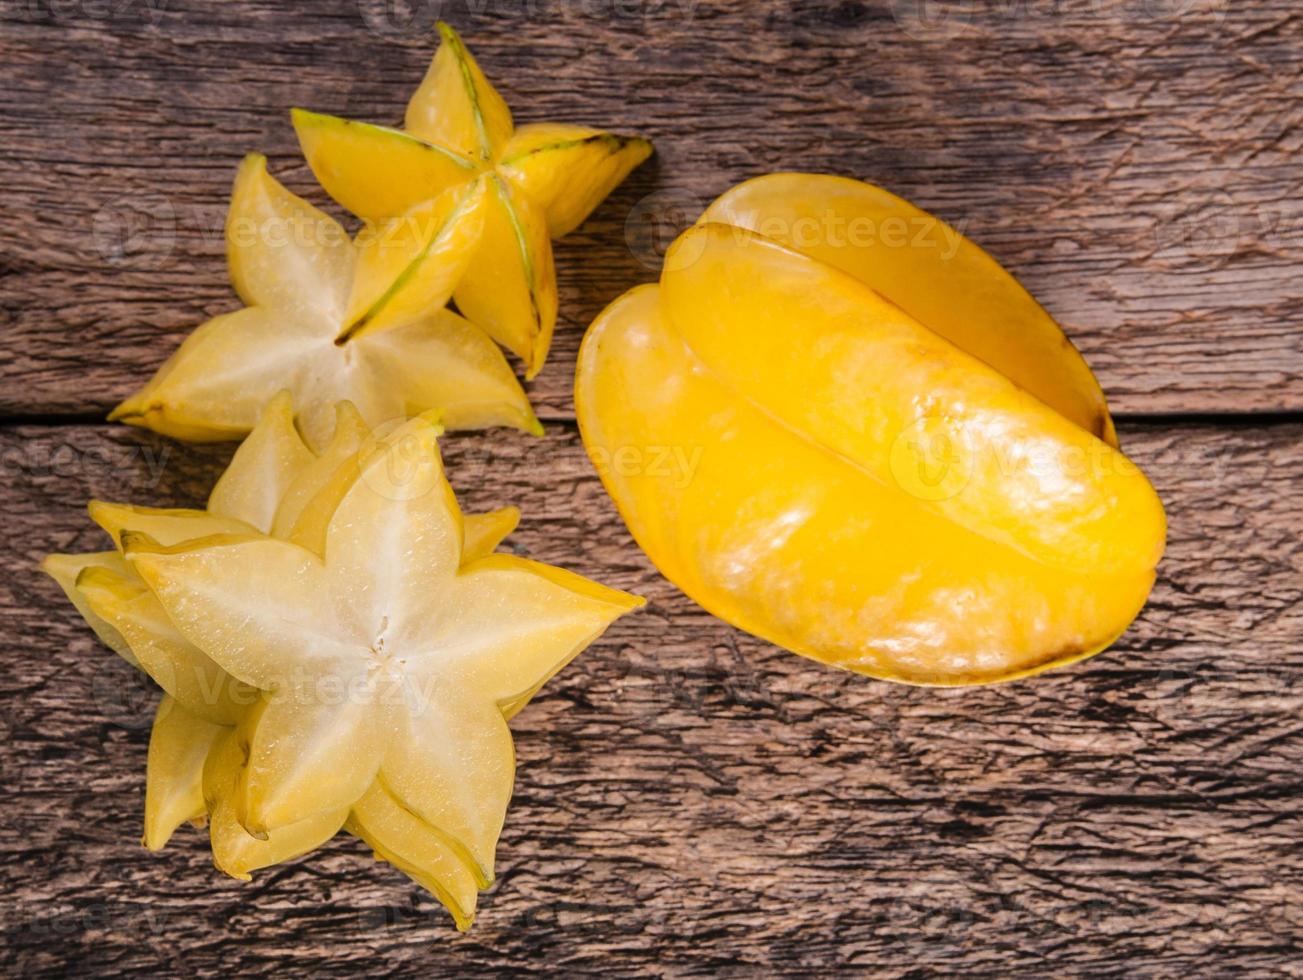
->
[698,174,1117,447]
[110,154,540,450]
[45,395,631,928]
[576,179,1166,686]
[293,21,652,376]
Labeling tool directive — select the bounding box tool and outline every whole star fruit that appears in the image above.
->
[109,154,540,451]
[575,175,1166,686]
[292,21,653,376]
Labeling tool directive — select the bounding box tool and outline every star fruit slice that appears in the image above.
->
[63,397,309,724]
[339,180,487,342]
[75,563,254,726]
[110,154,537,450]
[40,392,308,668]
[293,22,651,376]
[451,173,558,379]
[405,22,515,164]
[84,508,539,738]
[142,699,336,879]
[125,413,644,882]
[341,498,517,931]
[576,223,1165,686]
[497,122,659,239]
[699,173,1117,446]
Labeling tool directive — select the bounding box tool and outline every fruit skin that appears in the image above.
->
[293,21,651,377]
[699,173,1117,447]
[110,155,539,450]
[575,181,1166,686]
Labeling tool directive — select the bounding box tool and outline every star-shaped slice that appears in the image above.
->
[292,21,652,377]
[45,395,600,929]
[110,153,540,451]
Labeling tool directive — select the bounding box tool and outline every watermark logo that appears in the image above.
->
[91,193,175,267]
[888,0,977,41]
[889,0,1226,40]
[356,0,700,39]
[89,660,157,730]
[1152,193,1300,263]
[1088,0,1226,23]
[625,188,707,272]
[356,0,447,37]
[356,417,446,503]
[0,439,173,494]
[889,417,973,502]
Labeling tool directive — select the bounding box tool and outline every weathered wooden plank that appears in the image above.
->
[1,0,1299,420]
[1,420,1298,976]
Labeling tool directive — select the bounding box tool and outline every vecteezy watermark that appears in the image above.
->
[1150,194,1302,263]
[19,0,169,26]
[727,208,968,261]
[356,0,700,39]
[89,658,440,717]
[887,416,1162,503]
[1084,0,1227,22]
[132,196,463,271]
[889,417,976,503]
[6,900,177,942]
[587,443,703,490]
[264,665,440,713]
[887,0,979,41]
[226,211,352,254]
[0,439,172,493]
[355,416,448,502]
[89,658,158,730]
[625,191,971,272]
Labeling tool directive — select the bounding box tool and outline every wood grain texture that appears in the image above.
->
[1,420,1299,976]
[1,0,1300,420]
[2,0,1300,975]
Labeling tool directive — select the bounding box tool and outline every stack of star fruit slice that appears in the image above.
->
[293,22,653,376]
[44,393,644,929]
[114,21,651,446]
[576,173,1166,686]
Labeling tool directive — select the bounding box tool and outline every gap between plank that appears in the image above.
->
[0,411,1300,429]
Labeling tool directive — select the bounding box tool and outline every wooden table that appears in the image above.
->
[2,1,1299,975]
